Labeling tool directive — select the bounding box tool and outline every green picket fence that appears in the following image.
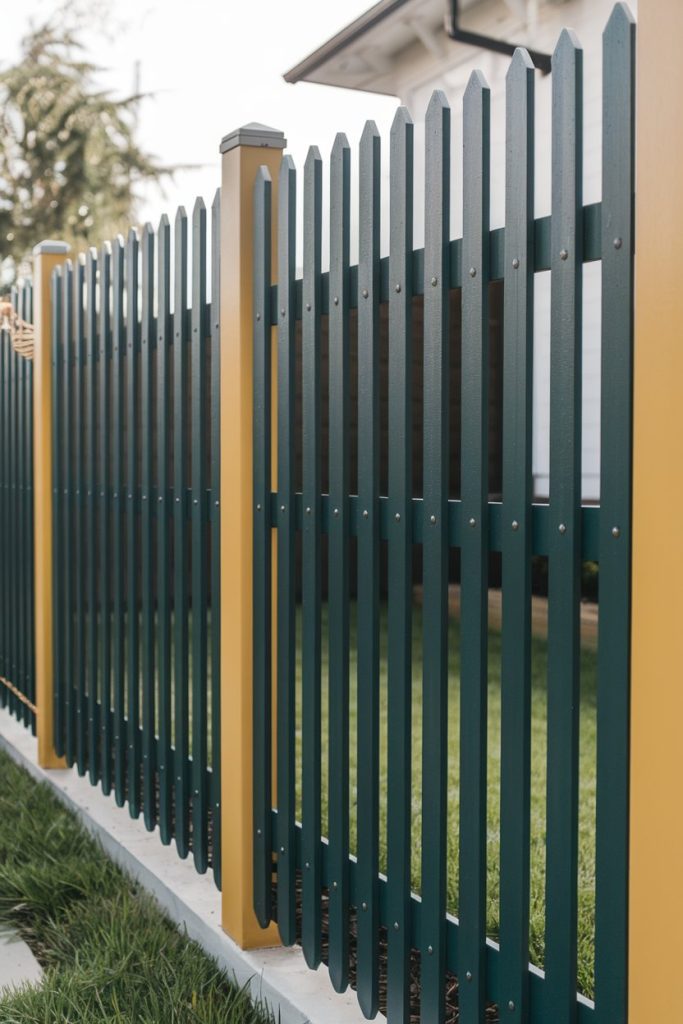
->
[252,7,634,1024]
[49,198,222,888]
[0,282,36,733]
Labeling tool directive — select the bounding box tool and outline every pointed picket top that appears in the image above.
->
[279,153,296,186]
[175,205,187,229]
[331,131,350,159]
[212,188,220,215]
[254,165,272,191]
[158,212,170,234]
[391,104,413,137]
[192,196,206,218]
[426,88,450,119]
[360,119,380,147]
[100,238,112,258]
[507,45,536,83]
[605,0,635,38]
[305,144,322,171]
[553,26,582,66]
[464,67,490,101]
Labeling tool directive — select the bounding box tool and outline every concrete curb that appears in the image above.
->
[0,708,374,1024]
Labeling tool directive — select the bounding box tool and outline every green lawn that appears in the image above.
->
[294,602,597,999]
[0,749,270,1024]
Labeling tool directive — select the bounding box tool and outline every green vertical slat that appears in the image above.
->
[173,207,190,859]
[386,106,413,1024]
[301,144,323,970]
[141,224,156,831]
[63,262,75,765]
[0,333,5,702]
[74,257,86,774]
[545,29,583,1024]
[595,9,635,1024]
[499,48,535,1024]
[356,119,381,1021]
[28,330,36,731]
[19,337,28,723]
[9,336,16,717]
[157,215,173,845]
[276,156,297,946]
[328,133,351,992]
[112,239,126,806]
[99,243,112,793]
[126,228,141,817]
[191,198,209,874]
[18,342,26,723]
[52,268,64,747]
[210,189,222,889]
[252,168,273,927]
[458,70,491,1024]
[421,89,450,1024]
[10,340,17,718]
[86,249,99,784]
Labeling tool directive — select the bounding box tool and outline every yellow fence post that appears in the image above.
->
[630,2,683,1020]
[33,240,70,768]
[220,124,284,947]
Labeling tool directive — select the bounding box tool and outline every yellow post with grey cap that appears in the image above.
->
[219,124,284,947]
[32,240,70,768]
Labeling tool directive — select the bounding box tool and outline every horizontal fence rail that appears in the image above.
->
[252,7,634,1024]
[50,199,222,888]
[0,283,36,732]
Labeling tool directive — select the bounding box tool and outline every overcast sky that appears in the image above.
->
[4,0,400,229]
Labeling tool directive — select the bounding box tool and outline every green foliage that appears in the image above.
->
[0,5,170,281]
[0,751,272,1024]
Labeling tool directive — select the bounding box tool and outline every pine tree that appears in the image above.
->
[0,7,170,281]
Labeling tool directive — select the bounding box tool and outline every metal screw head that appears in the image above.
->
[256,312,261,322]
[427,945,434,955]
[613,237,623,250]
[512,257,520,270]
[362,288,369,299]
[362,509,369,519]
[558,522,567,534]
[280,308,285,317]
[158,495,162,503]
[393,921,399,931]
[560,249,569,261]
[508,1001,515,1012]
[512,520,519,531]
[280,846,285,854]
[361,902,367,911]
[395,282,401,293]
[334,296,339,305]
[430,514,436,525]
[306,303,311,312]
[469,517,476,528]
[305,861,310,869]
[280,504,286,513]
[256,503,261,511]
[256,827,262,836]
[469,266,477,278]
[466,971,472,982]
[612,525,621,538]
[395,512,401,522]
[332,881,338,890]
[305,506,311,515]
[333,507,339,517]
[431,276,438,287]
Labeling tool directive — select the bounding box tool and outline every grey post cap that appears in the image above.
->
[32,240,70,256]
[220,122,287,154]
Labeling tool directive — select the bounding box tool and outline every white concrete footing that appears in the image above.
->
[0,708,375,1024]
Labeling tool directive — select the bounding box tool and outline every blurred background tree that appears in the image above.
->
[0,3,170,283]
